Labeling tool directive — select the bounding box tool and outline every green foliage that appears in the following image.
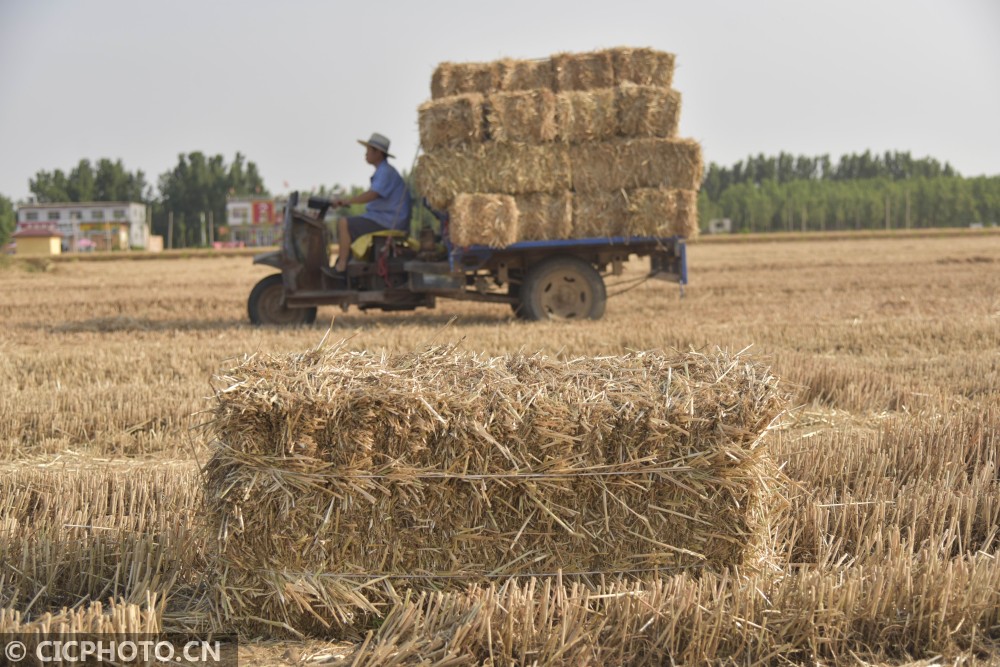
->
[30,159,149,203]
[0,194,14,247]
[700,151,998,232]
[154,152,267,248]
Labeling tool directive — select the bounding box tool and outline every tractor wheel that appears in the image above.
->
[519,256,606,321]
[248,274,317,326]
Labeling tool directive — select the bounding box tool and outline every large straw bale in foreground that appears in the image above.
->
[448,193,519,247]
[570,138,703,192]
[413,144,571,210]
[204,346,785,636]
[418,94,485,150]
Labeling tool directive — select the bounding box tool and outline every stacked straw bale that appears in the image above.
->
[203,344,786,636]
[414,47,702,244]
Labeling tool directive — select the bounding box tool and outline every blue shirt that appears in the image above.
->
[365,160,412,231]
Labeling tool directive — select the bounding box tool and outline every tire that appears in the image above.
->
[519,256,606,321]
[248,274,317,326]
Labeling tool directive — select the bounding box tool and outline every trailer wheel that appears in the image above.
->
[248,274,317,326]
[519,256,606,321]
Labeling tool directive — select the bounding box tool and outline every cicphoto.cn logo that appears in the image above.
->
[1,635,237,665]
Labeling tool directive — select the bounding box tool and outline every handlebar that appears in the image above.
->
[307,195,332,210]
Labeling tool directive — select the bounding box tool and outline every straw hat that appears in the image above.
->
[357,132,394,158]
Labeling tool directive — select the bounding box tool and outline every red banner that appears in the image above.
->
[251,201,274,225]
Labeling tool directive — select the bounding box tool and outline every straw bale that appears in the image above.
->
[203,345,786,636]
[555,89,617,143]
[498,57,555,91]
[609,47,676,87]
[552,50,615,91]
[448,193,519,247]
[570,138,703,192]
[628,187,700,238]
[430,61,501,99]
[418,94,486,151]
[617,84,682,138]
[486,90,558,144]
[573,191,629,238]
[514,191,573,240]
[413,144,571,210]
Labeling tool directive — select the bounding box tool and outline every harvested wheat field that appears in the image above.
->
[1,230,999,665]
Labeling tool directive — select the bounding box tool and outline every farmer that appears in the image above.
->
[331,132,412,274]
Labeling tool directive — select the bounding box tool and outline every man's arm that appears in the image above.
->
[333,190,378,207]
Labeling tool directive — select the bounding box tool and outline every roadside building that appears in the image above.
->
[12,225,62,256]
[15,201,150,251]
[225,196,284,246]
[708,218,734,234]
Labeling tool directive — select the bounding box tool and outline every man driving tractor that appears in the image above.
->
[330,132,412,274]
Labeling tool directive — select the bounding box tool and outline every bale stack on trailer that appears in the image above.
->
[203,344,785,636]
[413,47,703,246]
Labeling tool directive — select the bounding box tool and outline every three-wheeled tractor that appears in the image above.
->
[247,192,686,325]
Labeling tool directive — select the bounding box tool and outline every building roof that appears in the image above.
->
[13,228,63,238]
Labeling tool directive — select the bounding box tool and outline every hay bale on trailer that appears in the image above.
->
[415,47,701,242]
[449,193,519,247]
[430,61,501,99]
[418,94,486,151]
[552,50,615,91]
[570,138,704,192]
[617,84,682,138]
[572,191,630,238]
[555,89,618,143]
[412,143,572,210]
[610,47,676,87]
[203,345,786,637]
[515,191,574,240]
[628,187,700,238]
[498,57,555,92]
[486,89,558,143]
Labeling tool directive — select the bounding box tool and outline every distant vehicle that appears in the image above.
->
[246,192,687,325]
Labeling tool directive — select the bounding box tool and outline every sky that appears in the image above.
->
[1,0,999,203]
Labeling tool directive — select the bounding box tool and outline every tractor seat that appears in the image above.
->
[350,229,415,261]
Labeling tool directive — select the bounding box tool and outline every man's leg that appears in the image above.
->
[335,217,350,272]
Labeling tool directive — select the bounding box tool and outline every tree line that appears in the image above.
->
[700,151,1000,232]
[0,154,274,249]
[3,150,998,248]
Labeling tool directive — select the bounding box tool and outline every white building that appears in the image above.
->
[707,218,734,234]
[16,201,150,251]
[225,196,284,246]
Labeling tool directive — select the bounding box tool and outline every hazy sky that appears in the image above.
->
[1,0,998,202]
